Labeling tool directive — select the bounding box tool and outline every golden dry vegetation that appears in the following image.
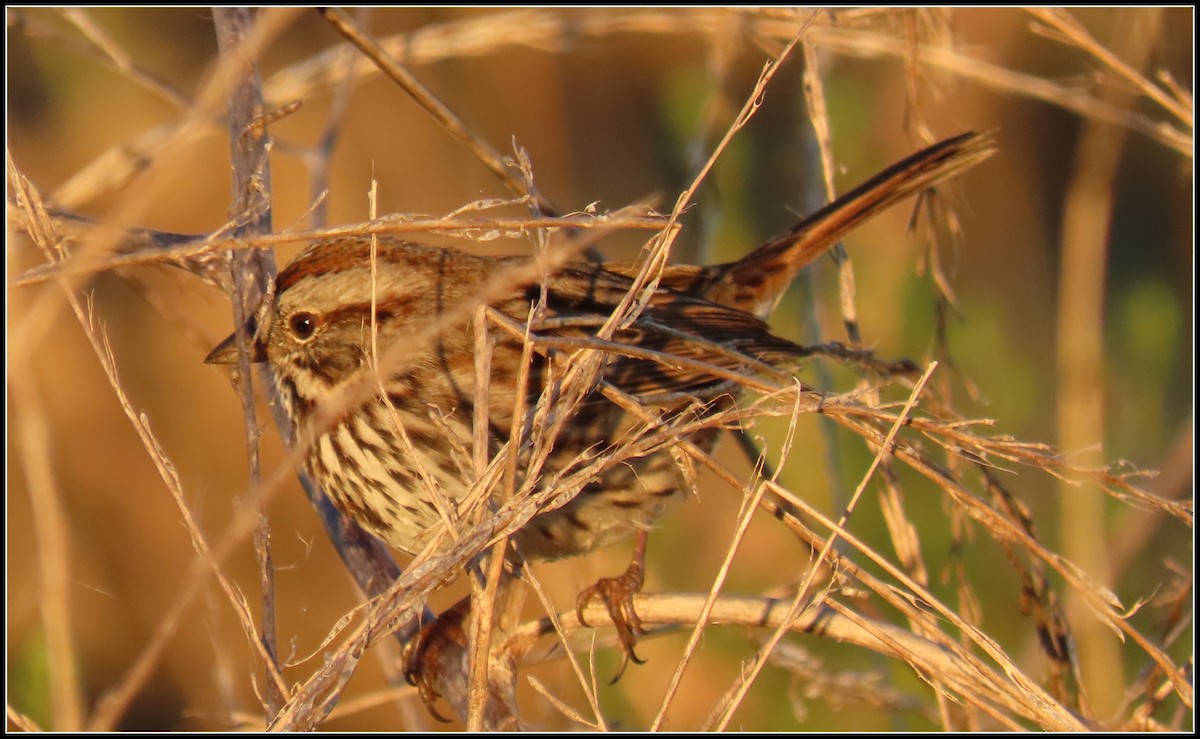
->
[7,7,1192,732]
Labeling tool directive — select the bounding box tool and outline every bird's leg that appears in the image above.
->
[401,596,471,722]
[575,528,651,683]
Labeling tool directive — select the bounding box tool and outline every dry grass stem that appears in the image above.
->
[11,209,669,289]
[7,168,288,731]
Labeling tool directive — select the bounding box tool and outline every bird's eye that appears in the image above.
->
[288,312,319,340]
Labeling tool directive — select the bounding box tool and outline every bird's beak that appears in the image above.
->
[205,317,266,364]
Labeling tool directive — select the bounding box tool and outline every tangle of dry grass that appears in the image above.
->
[7,7,1191,733]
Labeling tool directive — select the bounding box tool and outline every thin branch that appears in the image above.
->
[6,162,289,732]
[318,8,561,220]
[11,209,670,288]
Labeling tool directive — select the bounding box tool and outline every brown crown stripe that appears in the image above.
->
[278,239,490,292]
[277,241,376,291]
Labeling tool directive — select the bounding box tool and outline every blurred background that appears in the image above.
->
[7,7,1192,731]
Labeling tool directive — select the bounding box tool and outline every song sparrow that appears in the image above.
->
[206,132,992,690]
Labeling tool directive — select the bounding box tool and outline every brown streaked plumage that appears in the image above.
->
[206,131,993,688]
